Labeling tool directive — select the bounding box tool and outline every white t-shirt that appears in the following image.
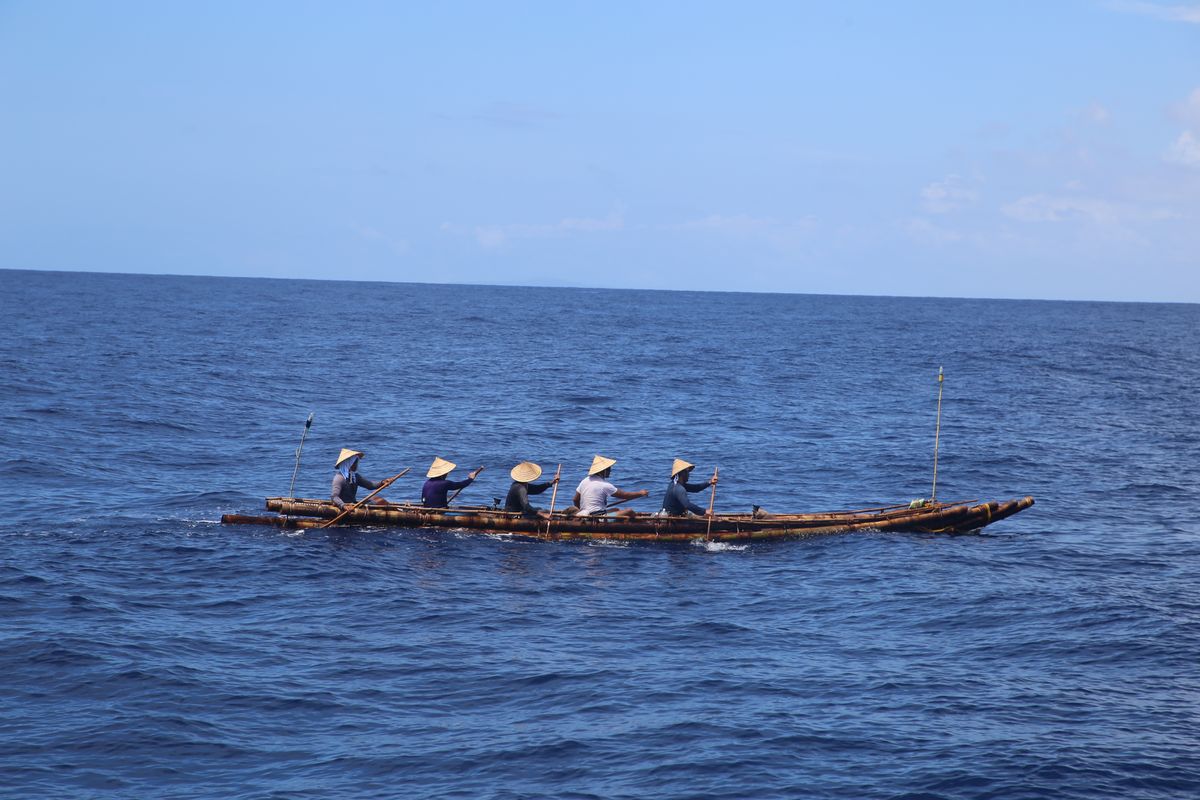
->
[575,475,617,515]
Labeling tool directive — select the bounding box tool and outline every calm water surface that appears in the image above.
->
[2,269,1198,799]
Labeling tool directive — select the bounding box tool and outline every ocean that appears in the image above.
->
[2,268,1197,799]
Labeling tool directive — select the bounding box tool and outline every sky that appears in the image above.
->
[1,1,1198,301]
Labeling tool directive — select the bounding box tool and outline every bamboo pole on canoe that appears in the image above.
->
[287,413,314,499]
[932,366,944,502]
[545,463,562,536]
[705,466,719,540]
[447,466,485,505]
[319,468,409,528]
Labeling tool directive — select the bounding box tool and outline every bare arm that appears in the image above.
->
[612,488,650,501]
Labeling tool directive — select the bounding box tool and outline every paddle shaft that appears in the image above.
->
[705,466,719,539]
[320,467,409,528]
[545,463,562,535]
[447,466,485,505]
[287,413,314,499]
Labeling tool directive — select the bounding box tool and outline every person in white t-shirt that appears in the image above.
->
[572,454,648,516]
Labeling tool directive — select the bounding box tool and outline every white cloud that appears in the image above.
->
[1166,131,1200,166]
[441,209,624,249]
[1172,88,1200,126]
[670,214,818,252]
[1083,102,1111,125]
[905,217,963,244]
[675,213,813,235]
[353,225,409,256]
[1165,89,1200,167]
[920,174,978,214]
[1109,2,1200,23]
[1001,194,1176,226]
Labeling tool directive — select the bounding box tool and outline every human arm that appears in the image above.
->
[331,473,348,509]
[356,474,382,491]
[663,482,705,515]
[526,481,554,496]
[612,488,650,501]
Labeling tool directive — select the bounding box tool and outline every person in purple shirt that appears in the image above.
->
[421,457,482,508]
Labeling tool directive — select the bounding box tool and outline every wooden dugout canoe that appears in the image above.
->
[220,495,1035,542]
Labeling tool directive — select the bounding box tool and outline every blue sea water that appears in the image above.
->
[1,268,1198,799]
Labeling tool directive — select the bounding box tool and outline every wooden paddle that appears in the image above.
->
[447,466,485,505]
[545,463,562,535]
[705,466,719,540]
[319,468,410,528]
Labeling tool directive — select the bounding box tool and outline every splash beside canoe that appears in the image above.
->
[220,496,1035,542]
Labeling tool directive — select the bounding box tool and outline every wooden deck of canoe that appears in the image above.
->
[220,495,1035,542]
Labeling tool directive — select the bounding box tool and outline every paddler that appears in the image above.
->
[331,448,388,509]
[504,461,558,518]
[421,457,482,508]
[660,458,717,516]
[571,455,648,517]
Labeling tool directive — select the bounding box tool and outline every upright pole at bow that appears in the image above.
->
[288,413,314,499]
[932,367,944,502]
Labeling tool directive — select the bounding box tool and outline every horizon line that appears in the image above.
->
[3,266,1197,307]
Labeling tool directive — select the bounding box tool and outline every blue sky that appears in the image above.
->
[2,1,1198,301]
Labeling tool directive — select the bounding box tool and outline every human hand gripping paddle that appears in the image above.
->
[319,468,410,528]
[447,466,485,505]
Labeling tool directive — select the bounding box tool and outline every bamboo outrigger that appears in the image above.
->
[220,495,1034,542]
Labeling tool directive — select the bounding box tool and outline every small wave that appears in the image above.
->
[693,539,748,553]
[1119,482,1187,495]
[23,405,68,416]
[157,490,249,509]
[562,394,612,405]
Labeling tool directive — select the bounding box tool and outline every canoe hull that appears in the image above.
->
[220,496,1035,542]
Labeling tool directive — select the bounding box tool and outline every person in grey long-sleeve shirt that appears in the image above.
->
[505,461,558,517]
[660,458,716,516]
[331,448,385,509]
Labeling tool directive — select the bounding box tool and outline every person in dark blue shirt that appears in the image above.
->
[660,458,716,516]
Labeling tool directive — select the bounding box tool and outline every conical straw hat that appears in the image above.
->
[427,457,456,478]
[510,461,543,483]
[588,454,617,476]
[671,458,695,477]
[335,448,363,467]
